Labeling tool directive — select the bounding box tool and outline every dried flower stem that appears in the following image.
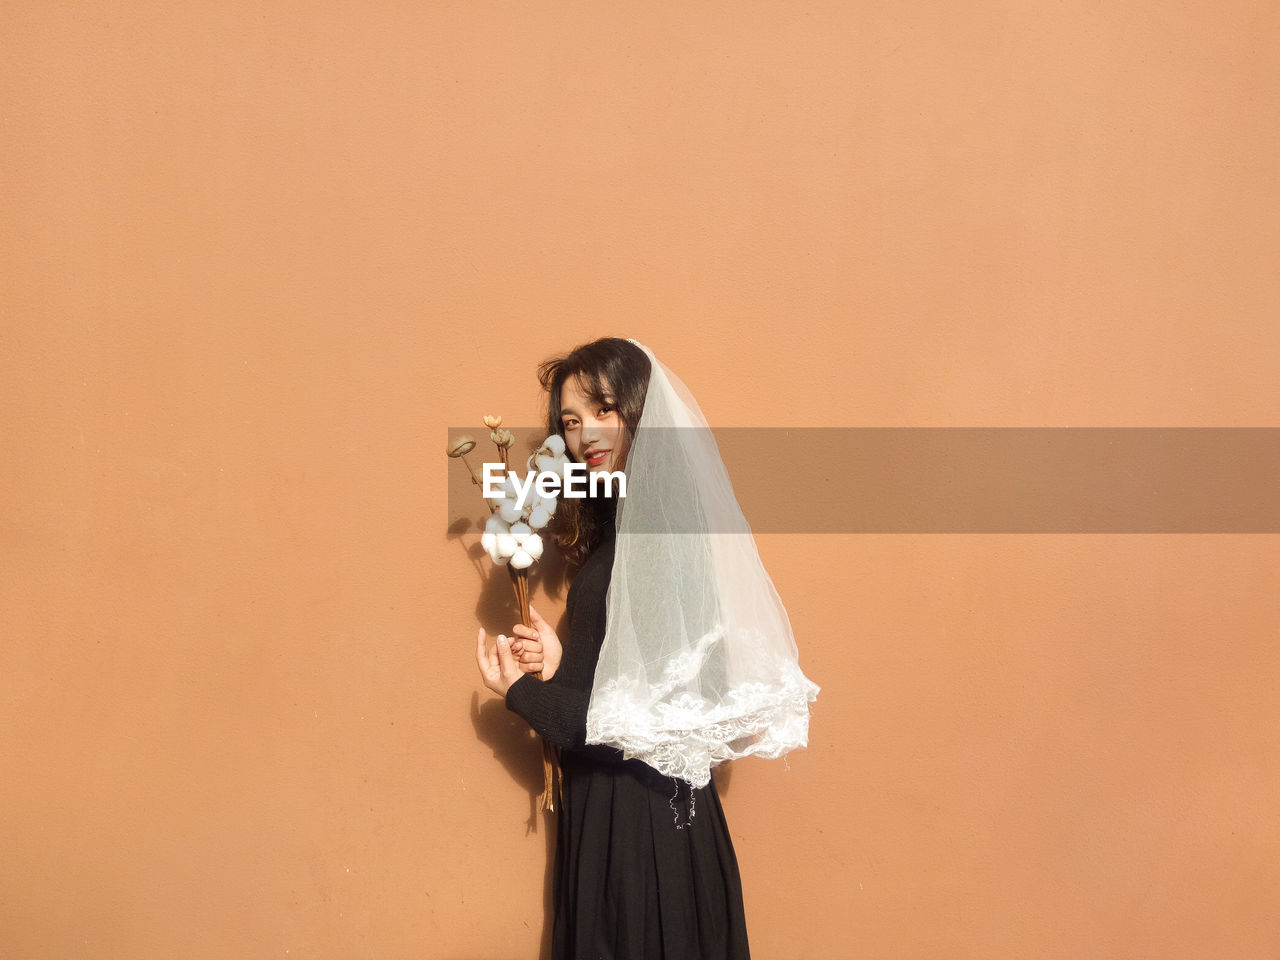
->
[510,568,532,639]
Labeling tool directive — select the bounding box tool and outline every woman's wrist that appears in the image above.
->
[503,671,535,708]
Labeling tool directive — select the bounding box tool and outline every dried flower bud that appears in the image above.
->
[447,436,476,458]
[490,428,514,448]
[483,415,503,429]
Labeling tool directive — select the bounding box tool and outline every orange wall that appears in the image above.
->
[3,3,1277,958]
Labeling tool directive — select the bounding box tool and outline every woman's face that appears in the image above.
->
[559,375,630,474]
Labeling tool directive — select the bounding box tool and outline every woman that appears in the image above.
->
[476,337,817,959]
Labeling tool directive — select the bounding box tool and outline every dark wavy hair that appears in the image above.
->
[536,337,652,567]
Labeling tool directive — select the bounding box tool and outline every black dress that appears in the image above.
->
[505,515,752,960]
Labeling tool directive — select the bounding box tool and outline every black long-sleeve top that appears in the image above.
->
[504,517,620,755]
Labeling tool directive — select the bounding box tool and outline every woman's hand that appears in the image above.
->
[475,628,525,697]
[510,603,562,681]
[475,604,564,697]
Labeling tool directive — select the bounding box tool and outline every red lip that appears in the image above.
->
[585,449,610,464]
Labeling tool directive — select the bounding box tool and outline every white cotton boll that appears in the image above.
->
[537,454,569,476]
[496,533,518,557]
[509,522,532,544]
[482,515,508,564]
[493,549,510,565]
[509,548,533,570]
[542,495,558,515]
[498,500,522,524]
[543,435,566,457]
[522,533,543,560]
[528,505,550,529]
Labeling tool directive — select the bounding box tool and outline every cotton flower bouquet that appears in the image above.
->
[447,416,570,811]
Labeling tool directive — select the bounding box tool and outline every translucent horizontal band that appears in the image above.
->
[447,428,1280,533]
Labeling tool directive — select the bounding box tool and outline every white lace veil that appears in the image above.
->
[584,339,820,788]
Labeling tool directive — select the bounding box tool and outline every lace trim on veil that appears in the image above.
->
[586,627,821,788]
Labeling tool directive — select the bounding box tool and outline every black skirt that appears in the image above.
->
[552,747,751,960]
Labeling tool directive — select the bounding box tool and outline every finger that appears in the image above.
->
[528,603,546,627]
[512,624,539,641]
[495,634,515,669]
[476,628,497,683]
